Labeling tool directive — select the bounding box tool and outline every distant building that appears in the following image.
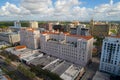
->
[0,32,20,45]
[47,23,53,31]
[90,20,109,37]
[40,32,93,66]
[29,21,38,28]
[14,21,21,28]
[99,36,120,76]
[53,24,64,32]
[76,24,90,36]
[20,28,40,49]
[70,24,90,36]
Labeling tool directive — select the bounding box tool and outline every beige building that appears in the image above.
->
[29,21,38,28]
[0,32,20,45]
[40,32,93,66]
[20,28,40,49]
[90,20,109,37]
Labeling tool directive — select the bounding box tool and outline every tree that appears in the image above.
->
[30,65,62,80]
[17,64,36,79]
[5,58,11,64]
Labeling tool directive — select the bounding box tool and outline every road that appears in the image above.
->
[0,58,31,80]
[80,57,100,80]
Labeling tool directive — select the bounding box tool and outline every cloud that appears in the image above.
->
[0,0,120,21]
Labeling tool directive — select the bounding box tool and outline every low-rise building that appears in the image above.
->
[5,45,37,59]
[0,32,20,45]
[60,65,85,80]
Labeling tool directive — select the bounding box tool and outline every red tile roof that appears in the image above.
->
[15,45,26,50]
[42,32,93,40]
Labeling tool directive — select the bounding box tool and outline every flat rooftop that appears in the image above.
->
[6,47,32,54]
[43,59,63,71]
[52,61,72,76]
[28,55,56,67]
[60,65,82,80]
[22,53,43,62]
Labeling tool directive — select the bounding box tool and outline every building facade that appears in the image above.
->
[99,36,120,76]
[0,32,20,45]
[29,21,38,28]
[70,24,89,36]
[40,32,93,66]
[90,20,109,37]
[20,28,40,49]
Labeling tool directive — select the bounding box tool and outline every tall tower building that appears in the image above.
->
[29,21,38,28]
[99,36,120,76]
[20,28,40,49]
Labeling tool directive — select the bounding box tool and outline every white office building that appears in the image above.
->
[20,28,40,49]
[99,36,120,76]
[40,32,93,66]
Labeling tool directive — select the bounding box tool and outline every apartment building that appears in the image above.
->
[20,28,40,49]
[99,36,120,76]
[40,32,93,66]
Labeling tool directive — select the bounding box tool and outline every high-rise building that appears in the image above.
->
[40,32,93,66]
[20,28,40,49]
[99,36,120,76]
[29,21,38,28]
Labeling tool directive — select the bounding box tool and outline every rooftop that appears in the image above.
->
[22,53,43,62]
[60,65,82,80]
[42,32,93,40]
[52,61,72,76]
[43,60,63,71]
[15,45,26,50]
[28,55,56,67]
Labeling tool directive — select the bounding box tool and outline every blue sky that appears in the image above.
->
[80,0,119,8]
[0,0,120,21]
[0,0,20,6]
[0,0,119,8]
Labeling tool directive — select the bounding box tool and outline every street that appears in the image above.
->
[80,57,100,80]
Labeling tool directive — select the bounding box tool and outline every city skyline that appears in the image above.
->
[0,0,120,21]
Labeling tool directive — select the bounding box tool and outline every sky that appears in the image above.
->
[0,0,120,21]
